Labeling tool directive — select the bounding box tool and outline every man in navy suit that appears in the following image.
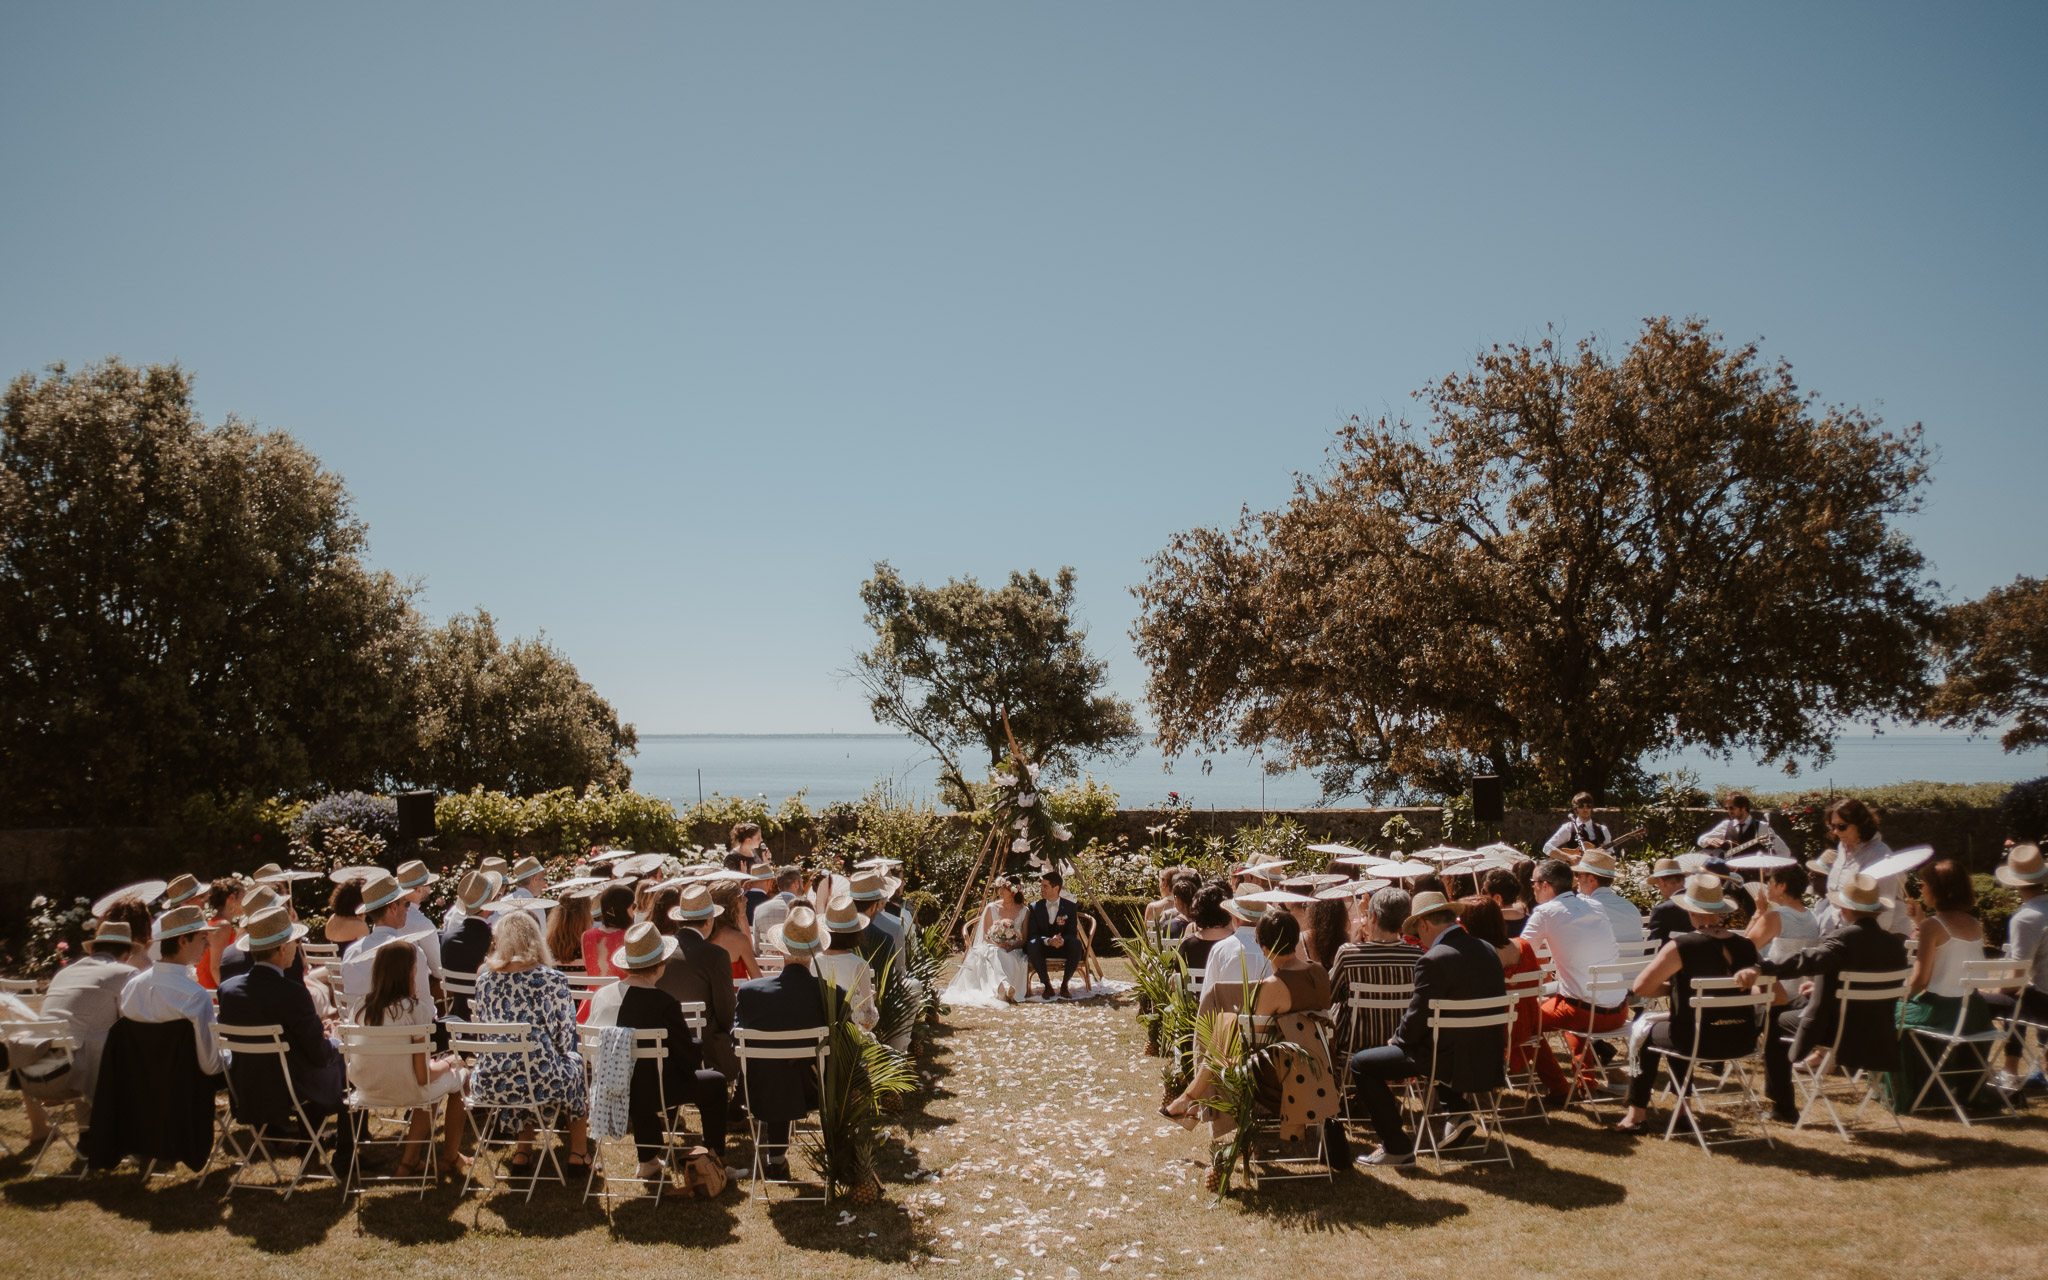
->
[1025,870,1086,1000]
[215,906,352,1169]
[1346,892,1508,1168]
[736,906,830,1182]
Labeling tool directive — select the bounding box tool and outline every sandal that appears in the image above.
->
[394,1159,428,1180]
[566,1153,597,1176]
[506,1151,535,1178]
[1609,1117,1651,1135]
[1158,1103,1198,1131]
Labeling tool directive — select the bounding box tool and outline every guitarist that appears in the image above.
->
[1696,792,1791,858]
[1542,793,1612,859]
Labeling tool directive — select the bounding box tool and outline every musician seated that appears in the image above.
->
[1541,792,1610,861]
[1696,791,1791,858]
[1574,849,1643,943]
[1520,859,1621,1102]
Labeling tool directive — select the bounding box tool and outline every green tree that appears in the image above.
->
[407,609,637,795]
[1133,318,1938,801]
[0,359,421,823]
[1928,575,2048,751]
[852,561,1140,807]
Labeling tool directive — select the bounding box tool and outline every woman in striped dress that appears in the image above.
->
[1325,886,1422,1064]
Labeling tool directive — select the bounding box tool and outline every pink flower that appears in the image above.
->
[55,941,69,952]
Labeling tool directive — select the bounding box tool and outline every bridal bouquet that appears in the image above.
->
[986,918,1021,946]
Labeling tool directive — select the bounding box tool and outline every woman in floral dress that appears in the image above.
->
[469,907,593,1176]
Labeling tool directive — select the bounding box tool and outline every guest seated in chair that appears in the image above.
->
[1346,891,1507,1169]
[1025,870,1086,1000]
[735,906,830,1182]
[607,923,739,1183]
[439,868,502,1016]
[23,916,149,1132]
[83,904,226,1173]
[468,908,594,1178]
[217,905,353,1170]
[351,942,469,1178]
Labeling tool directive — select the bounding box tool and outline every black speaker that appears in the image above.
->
[1471,775,1504,824]
[396,791,437,841]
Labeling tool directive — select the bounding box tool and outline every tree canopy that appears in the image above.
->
[852,561,1139,807]
[1133,317,1938,802]
[406,608,638,795]
[0,359,419,823]
[1928,575,2048,752]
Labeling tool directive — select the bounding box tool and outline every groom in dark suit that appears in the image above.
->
[1025,870,1085,1000]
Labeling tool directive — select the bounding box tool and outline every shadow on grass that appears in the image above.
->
[350,1185,473,1245]
[764,1198,922,1262]
[598,1192,742,1247]
[1434,1146,1629,1210]
[1234,1172,1469,1233]
[1717,1127,2048,1180]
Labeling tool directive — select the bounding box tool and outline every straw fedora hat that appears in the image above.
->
[823,894,864,934]
[1828,873,1894,915]
[90,919,135,949]
[162,874,206,909]
[1221,886,1269,924]
[1650,856,1686,879]
[235,905,310,952]
[395,860,440,891]
[1673,874,1736,915]
[354,873,407,915]
[480,856,511,875]
[1576,848,1619,879]
[1806,848,1838,876]
[612,921,681,971]
[1995,843,2046,890]
[1403,891,1457,932]
[849,871,888,903]
[669,883,724,923]
[238,884,284,919]
[456,869,503,910]
[773,904,824,955]
[155,904,211,941]
[509,856,545,883]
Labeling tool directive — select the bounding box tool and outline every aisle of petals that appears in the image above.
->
[904,997,1210,1278]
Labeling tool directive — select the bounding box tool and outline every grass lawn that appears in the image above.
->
[3,958,2044,1280]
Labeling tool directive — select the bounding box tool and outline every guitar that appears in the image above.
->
[1706,830,1778,860]
[1558,826,1647,859]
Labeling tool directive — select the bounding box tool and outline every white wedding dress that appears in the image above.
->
[942,902,1032,1009]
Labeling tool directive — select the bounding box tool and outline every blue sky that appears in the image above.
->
[4,4,2043,740]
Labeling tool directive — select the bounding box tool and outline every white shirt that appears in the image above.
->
[814,950,880,1030]
[1581,885,1644,944]
[1695,815,1791,857]
[1522,892,1619,1005]
[404,902,443,977]
[119,961,227,1075]
[1543,818,1610,854]
[339,926,433,1015]
[1817,838,1912,936]
[442,901,468,931]
[1201,927,1273,994]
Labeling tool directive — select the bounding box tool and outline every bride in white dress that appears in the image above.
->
[941,877,1032,1008]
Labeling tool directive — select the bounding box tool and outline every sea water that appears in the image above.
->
[627,729,2046,809]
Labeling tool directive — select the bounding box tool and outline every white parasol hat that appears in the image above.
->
[1863,845,1935,881]
[1307,843,1369,860]
[1240,888,1318,905]
[1725,852,1797,870]
[93,880,168,918]
[1411,845,1472,862]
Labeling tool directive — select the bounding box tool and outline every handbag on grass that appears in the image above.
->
[674,1146,729,1199]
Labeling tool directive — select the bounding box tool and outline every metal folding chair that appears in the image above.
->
[1547,961,1644,1117]
[1412,994,1517,1171]
[1501,964,1553,1122]
[445,1020,565,1201]
[1337,982,1413,1135]
[1906,959,2027,1125]
[1644,978,1776,1152]
[734,1025,830,1203]
[439,969,478,1018]
[337,1023,443,1197]
[0,1019,89,1177]
[578,1024,674,1206]
[1791,968,1913,1139]
[1232,1013,1333,1185]
[213,1023,340,1198]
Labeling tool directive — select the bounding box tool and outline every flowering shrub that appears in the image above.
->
[291,791,400,851]
[21,895,94,977]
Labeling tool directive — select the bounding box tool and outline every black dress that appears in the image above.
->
[1625,930,1763,1108]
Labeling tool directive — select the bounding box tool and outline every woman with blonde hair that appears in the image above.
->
[468,908,593,1176]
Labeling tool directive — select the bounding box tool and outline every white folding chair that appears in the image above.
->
[1613,940,1660,962]
[0,978,45,997]
[1644,978,1776,1152]
[1500,965,1553,1122]
[757,953,787,975]
[338,1023,443,1197]
[734,1025,830,1203]
[1230,1013,1333,1185]
[1338,982,1413,1134]
[1547,961,1643,1116]
[298,943,339,961]
[439,969,479,1018]
[1906,959,2027,1125]
[1791,968,1913,1139]
[213,1023,340,1198]
[566,973,612,1001]
[578,1024,674,1206]
[0,1019,89,1178]
[446,1020,565,1201]
[1412,994,1517,1171]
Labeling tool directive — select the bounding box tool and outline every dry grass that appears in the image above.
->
[3,959,2045,1280]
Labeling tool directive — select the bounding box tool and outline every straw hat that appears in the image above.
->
[395,860,440,891]
[1806,848,1837,876]
[328,865,383,883]
[773,905,824,955]
[1995,843,2046,890]
[1220,886,1269,924]
[90,919,135,949]
[1673,874,1736,916]
[612,921,681,971]
[238,884,284,918]
[155,904,211,941]
[509,856,545,883]
[1650,856,1686,879]
[1576,848,1619,879]
[456,869,503,910]
[162,874,206,909]
[849,871,888,903]
[249,862,320,883]
[235,905,310,952]
[1402,891,1457,932]
[823,894,864,933]
[1828,873,1894,916]
[669,883,724,923]
[480,856,511,875]
[354,874,407,915]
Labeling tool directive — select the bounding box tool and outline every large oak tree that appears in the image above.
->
[1133,318,1938,801]
[1928,575,2048,752]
